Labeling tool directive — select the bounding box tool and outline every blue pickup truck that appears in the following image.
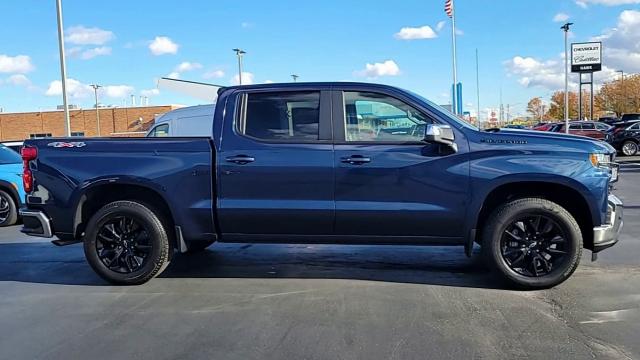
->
[19,82,622,289]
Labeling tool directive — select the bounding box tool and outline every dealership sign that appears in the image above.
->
[571,42,602,73]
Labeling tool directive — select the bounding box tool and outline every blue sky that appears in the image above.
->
[1,0,639,119]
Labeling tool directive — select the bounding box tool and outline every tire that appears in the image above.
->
[0,190,18,227]
[621,140,638,156]
[83,201,171,285]
[482,198,582,290]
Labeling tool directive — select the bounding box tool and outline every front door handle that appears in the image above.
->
[226,155,255,165]
[341,155,371,165]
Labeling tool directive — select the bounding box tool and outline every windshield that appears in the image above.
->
[0,145,21,164]
[409,91,479,131]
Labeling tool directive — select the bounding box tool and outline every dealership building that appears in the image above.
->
[0,105,180,142]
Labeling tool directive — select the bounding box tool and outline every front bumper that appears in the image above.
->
[19,209,53,238]
[593,194,623,252]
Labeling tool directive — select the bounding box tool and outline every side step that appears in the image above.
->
[51,239,82,246]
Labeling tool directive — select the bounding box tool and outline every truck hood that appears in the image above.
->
[482,129,615,154]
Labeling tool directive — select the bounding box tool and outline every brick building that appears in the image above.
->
[0,105,180,141]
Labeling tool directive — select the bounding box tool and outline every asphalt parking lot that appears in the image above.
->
[0,167,639,360]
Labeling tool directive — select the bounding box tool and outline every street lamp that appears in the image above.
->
[561,22,573,134]
[89,84,102,136]
[55,0,71,136]
[232,48,246,85]
[291,74,299,82]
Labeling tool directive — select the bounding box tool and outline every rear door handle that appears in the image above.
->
[226,155,255,165]
[341,156,371,165]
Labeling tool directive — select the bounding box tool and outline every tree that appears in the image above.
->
[527,97,547,120]
[596,73,640,117]
[547,90,596,120]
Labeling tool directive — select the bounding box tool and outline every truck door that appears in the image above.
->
[332,89,469,240]
[218,89,334,237]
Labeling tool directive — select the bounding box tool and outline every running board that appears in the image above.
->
[51,239,82,246]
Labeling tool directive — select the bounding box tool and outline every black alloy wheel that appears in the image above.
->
[500,215,568,277]
[95,215,153,274]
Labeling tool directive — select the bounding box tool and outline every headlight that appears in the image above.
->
[590,153,610,168]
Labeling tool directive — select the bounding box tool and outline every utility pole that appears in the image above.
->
[561,22,573,134]
[291,74,299,82]
[90,84,102,136]
[55,0,71,136]
[232,48,246,85]
[617,70,625,115]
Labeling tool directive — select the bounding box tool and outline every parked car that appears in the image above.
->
[1,141,24,153]
[620,113,640,122]
[147,104,215,137]
[532,122,558,131]
[0,144,25,226]
[607,121,640,156]
[19,82,622,289]
[599,116,619,125]
[549,121,610,140]
[503,124,526,129]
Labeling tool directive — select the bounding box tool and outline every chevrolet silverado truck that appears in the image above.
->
[19,82,623,289]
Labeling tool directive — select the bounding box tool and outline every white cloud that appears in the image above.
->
[203,69,225,79]
[6,74,31,87]
[576,0,640,7]
[264,80,275,84]
[230,72,255,85]
[80,46,112,60]
[103,85,134,98]
[174,61,202,72]
[65,26,114,45]
[45,78,134,99]
[505,56,568,89]
[436,21,446,32]
[553,13,570,22]
[149,36,179,55]
[0,54,34,73]
[166,71,180,79]
[141,88,160,97]
[395,25,437,40]
[241,22,253,28]
[355,60,401,78]
[592,10,640,72]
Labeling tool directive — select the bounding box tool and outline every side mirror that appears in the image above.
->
[424,124,457,152]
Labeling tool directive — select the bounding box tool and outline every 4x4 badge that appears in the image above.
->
[47,142,86,148]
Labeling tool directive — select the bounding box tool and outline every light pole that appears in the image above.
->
[90,84,102,136]
[616,70,625,115]
[55,0,71,136]
[291,74,299,82]
[561,22,573,134]
[232,48,246,85]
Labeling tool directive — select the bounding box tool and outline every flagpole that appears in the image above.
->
[450,1,458,115]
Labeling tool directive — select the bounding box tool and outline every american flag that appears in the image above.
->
[445,0,454,18]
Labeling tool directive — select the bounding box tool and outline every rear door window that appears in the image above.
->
[239,91,320,142]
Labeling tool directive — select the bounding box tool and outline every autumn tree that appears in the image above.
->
[547,90,596,120]
[596,73,640,117]
[526,97,547,120]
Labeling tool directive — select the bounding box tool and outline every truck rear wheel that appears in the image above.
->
[482,198,582,289]
[83,201,171,285]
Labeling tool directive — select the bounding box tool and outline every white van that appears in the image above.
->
[146,104,215,137]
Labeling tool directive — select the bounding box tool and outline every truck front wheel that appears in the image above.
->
[84,201,171,285]
[482,198,582,289]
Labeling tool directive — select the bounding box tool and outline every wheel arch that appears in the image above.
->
[0,180,21,207]
[72,179,176,247]
[474,179,596,250]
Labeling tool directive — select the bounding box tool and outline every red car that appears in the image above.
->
[549,121,611,140]
[532,122,557,131]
